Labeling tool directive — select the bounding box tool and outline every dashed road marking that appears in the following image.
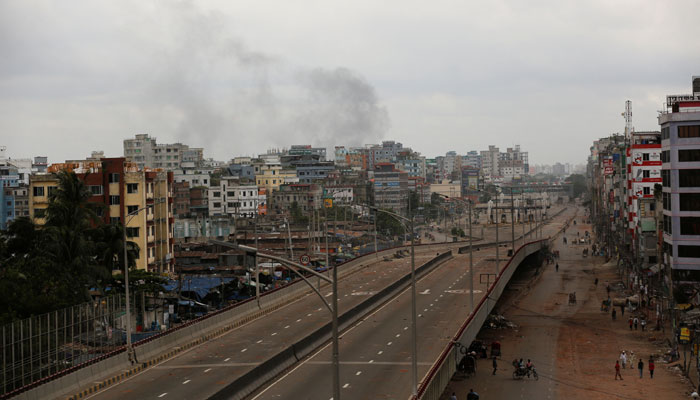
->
[387,342,393,346]
[296,319,301,322]
[284,325,290,329]
[378,351,383,355]
[343,383,350,389]
[224,358,230,362]
[241,348,247,353]
[271,332,277,336]
[204,368,212,373]
[256,340,263,344]
[356,371,362,376]
[183,380,191,385]
[158,394,167,398]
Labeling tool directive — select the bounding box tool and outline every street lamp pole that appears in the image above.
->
[210,240,340,398]
[495,198,499,274]
[510,189,515,254]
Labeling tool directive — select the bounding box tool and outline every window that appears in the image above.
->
[227,202,234,208]
[110,217,121,225]
[34,209,46,218]
[642,153,650,161]
[679,169,700,187]
[95,207,104,217]
[47,186,57,197]
[89,185,103,196]
[678,125,700,138]
[127,183,138,193]
[108,173,120,183]
[680,217,700,235]
[213,191,221,198]
[213,202,221,208]
[127,205,139,215]
[227,191,234,197]
[678,150,700,162]
[109,195,120,205]
[33,186,44,197]
[642,170,650,178]
[662,170,670,187]
[679,245,700,258]
[680,193,700,211]
[662,127,670,140]
[126,227,140,238]
[643,187,651,195]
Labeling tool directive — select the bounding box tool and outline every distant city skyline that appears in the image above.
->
[2,1,699,166]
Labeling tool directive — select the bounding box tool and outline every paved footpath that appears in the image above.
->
[441,205,693,400]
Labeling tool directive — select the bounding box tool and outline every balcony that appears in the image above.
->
[146,191,154,199]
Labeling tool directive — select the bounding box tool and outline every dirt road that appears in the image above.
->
[441,205,693,399]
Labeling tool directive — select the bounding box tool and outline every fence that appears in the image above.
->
[0,290,168,396]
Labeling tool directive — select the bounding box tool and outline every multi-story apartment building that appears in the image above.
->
[1,164,20,229]
[123,133,204,170]
[462,151,482,170]
[270,183,322,214]
[625,131,662,269]
[481,145,500,182]
[208,177,266,218]
[296,161,335,184]
[173,168,212,189]
[29,158,175,273]
[659,79,700,284]
[254,161,298,194]
[373,163,408,214]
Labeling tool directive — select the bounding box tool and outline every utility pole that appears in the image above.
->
[495,198,499,274]
[510,188,515,254]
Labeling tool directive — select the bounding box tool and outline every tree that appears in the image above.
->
[376,209,405,237]
[566,174,587,198]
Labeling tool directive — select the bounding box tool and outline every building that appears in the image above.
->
[123,133,204,170]
[253,160,298,194]
[1,164,20,229]
[481,145,500,182]
[29,158,175,273]
[430,180,462,199]
[209,176,266,218]
[373,163,408,213]
[462,151,482,170]
[659,79,700,284]
[270,183,322,214]
[296,161,335,184]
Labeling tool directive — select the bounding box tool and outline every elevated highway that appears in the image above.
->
[14,206,570,400]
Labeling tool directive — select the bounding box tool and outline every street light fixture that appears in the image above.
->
[209,240,341,399]
[366,205,418,396]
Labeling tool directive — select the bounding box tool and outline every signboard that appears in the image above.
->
[604,166,614,175]
[299,254,311,266]
[668,94,700,105]
[680,327,691,343]
[324,198,333,208]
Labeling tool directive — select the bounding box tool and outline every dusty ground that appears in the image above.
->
[441,205,694,399]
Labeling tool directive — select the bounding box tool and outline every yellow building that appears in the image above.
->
[29,158,174,274]
[255,164,298,194]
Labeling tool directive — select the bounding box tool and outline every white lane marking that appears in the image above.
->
[241,348,247,353]
[271,332,277,336]
[284,325,290,329]
[317,308,322,311]
[296,319,301,322]
[183,380,191,385]
[440,294,443,297]
[404,326,408,330]
[204,368,212,373]
[256,340,263,344]
[424,309,428,312]
[356,371,362,376]
[224,357,230,362]
[387,342,393,346]
[396,334,400,337]
[325,292,333,297]
[378,351,383,355]
[343,383,350,389]
[158,394,167,398]
[308,313,312,317]
[419,314,423,317]
[430,304,433,307]
[369,360,374,363]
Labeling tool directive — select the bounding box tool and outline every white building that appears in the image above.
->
[209,177,266,218]
[123,133,204,170]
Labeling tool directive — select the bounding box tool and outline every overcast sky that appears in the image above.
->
[2,1,699,166]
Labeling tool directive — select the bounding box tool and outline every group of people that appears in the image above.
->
[615,351,655,380]
[450,389,479,400]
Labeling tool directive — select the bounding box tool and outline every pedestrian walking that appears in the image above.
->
[467,389,480,400]
[450,392,457,400]
[641,319,646,331]
[615,360,623,380]
[629,317,633,330]
[492,356,497,375]
[620,351,627,369]
[556,263,559,272]
[638,359,644,378]
[649,358,655,378]
[621,304,625,316]
[595,277,599,286]
[612,308,617,320]
[634,317,639,330]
